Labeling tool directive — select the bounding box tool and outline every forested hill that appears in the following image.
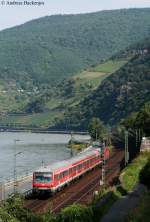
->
[57,38,150,129]
[0,8,150,87]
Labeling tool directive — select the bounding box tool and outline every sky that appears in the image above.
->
[0,0,150,31]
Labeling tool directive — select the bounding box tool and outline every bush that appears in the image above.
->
[3,196,41,222]
[58,204,93,222]
[139,158,150,188]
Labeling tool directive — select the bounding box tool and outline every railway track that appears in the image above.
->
[25,149,124,214]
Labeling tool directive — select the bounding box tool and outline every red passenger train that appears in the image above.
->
[32,146,110,194]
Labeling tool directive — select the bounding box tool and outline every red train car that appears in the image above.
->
[33,147,110,193]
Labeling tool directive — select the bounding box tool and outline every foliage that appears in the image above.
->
[59,38,150,130]
[121,153,150,192]
[0,207,18,222]
[41,209,57,222]
[0,196,42,222]
[88,118,107,140]
[90,59,127,73]
[25,97,45,113]
[0,9,150,129]
[58,204,93,222]
[92,189,118,222]
[122,102,150,136]
[121,112,138,130]
[0,9,150,88]
[139,158,150,188]
[0,58,112,128]
[136,102,150,136]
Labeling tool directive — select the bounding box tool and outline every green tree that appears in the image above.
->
[58,204,93,222]
[121,112,137,130]
[25,98,44,113]
[139,158,150,188]
[88,117,106,141]
[4,196,41,222]
[136,102,150,136]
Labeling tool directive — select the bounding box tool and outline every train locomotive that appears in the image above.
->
[32,146,110,194]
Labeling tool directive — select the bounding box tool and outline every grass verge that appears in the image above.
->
[121,152,150,192]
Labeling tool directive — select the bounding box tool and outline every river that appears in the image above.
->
[0,132,90,182]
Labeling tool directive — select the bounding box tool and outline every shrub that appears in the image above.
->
[139,158,150,188]
[58,204,93,222]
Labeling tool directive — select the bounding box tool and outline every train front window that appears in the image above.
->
[35,172,52,183]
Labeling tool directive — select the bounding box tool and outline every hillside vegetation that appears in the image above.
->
[0,58,126,128]
[0,8,150,88]
[57,38,150,129]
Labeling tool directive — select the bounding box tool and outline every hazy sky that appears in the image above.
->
[0,0,150,31]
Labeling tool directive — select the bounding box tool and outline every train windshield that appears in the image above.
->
[34,172,52,183]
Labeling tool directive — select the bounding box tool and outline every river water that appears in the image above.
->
[0,132,90,182]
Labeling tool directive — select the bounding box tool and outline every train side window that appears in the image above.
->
[54,175,58,180]
[60,173,63,179]
[64,170,68,177]
[73,167,76,172]
[69,168,72,174]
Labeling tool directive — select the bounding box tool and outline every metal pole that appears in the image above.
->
[125,131,129,166]
[138,128,141,142]
[136,129,138,149]
[96,129,97,141]
[126,131,129,164]
[14,140,17,194]
[0,182,3,201]
[13,139,21,194]
[3,181,5,201]
[125,131,127,166]
[70,132,74,157]
[101,141,105,186]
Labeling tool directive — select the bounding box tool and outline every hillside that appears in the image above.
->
[0,58,127,128]
[56,38,150,130]
[0,8,150,88]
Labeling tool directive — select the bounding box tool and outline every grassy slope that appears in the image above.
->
[121,152,150,192]
[90,60,127,73]
[120,152,150,222]
[0,59,127,128]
